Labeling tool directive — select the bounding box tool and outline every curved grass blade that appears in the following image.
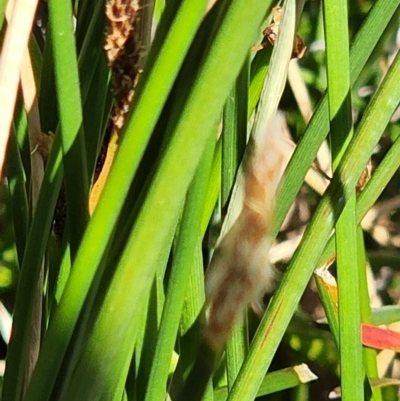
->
[144,137,215,401]
[215,364,317,400]
[0,0,39,177]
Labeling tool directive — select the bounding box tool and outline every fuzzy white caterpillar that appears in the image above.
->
[204,112,294,350]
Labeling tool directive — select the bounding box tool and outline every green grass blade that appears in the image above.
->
[200,139,221,235]
[222,59,249,389]
[144,136,215,401]
[3,7,115,393]
[77,0,107,104]
[314,270,339,345]
[77,0,111,174]
[226,317,248,391]
[336,195,364,400]
[75,0,97,52]
[5,128,28,266]
[0,0,7,30]
[248,46,273,119]
[39,28,58,134]
[323,0,363,398]
[357,131,400,226]
[13,98,30,184]
[222,60,248,206]
[48,0,89,254]
[2,134,63,401]
[251,0,294,144]
[323,0,352,169]
[371,306,400,326]
[170,243,212,401]
[358,227,383,401]
[81,56,111,177]
[215,364,317,400]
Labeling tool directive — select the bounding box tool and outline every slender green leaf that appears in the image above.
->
[144,135,215,401]
[2,134,63,401]
[215,364,317,400]
[323,0,363,398]
[48,0,89,254]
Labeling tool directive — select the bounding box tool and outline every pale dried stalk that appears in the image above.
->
[206,0,219,12]
[20,51,45,208]
[0,0,39,177]
[362,195,400,247]
[288,59,312,122]
[17,18,46,396]
[4,0,45,394]
[204,113,293,350]
[0,302,12,345]
[294,363,318,383]
[269,233,303,264]
[288,59,331,177]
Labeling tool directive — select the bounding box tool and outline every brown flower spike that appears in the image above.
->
[104,0,140,131]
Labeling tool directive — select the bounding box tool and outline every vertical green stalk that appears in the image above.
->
[226,317,248,391]
[170,244,213,401]
[144,136,216,401]
[335,195,363,399]
[5,129,28,266]
[2,134,64,401]
[357,227,383,401]
[48,0,89,255]
[222,59,249,389]
[314,272,339,346]
[0,0,7,30]
[221,59,248,206]
[323,1,363,400]
[13,99,30,195]
[39,28,58,134]
[323,0,352,167]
